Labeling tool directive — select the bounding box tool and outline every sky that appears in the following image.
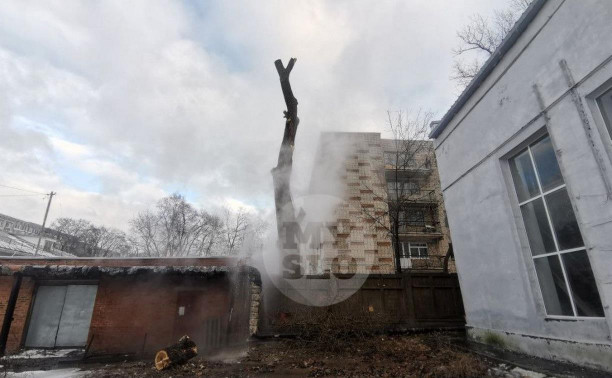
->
[0,0,508,230]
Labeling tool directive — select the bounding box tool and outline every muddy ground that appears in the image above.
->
[83,332,496,378]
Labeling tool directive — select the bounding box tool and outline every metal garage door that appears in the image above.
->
[25,285,98,348]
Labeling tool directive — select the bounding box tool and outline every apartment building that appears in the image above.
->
[309,132,451,275]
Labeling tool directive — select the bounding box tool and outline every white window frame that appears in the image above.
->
[399,241,428,259]
[586,80,612,166]
[511,137,604,320]
[595,86,612,142]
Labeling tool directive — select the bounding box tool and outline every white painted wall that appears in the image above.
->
[433,0,612,371]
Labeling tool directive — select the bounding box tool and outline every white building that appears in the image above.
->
[430,0,612,372]
[0,213,68,257]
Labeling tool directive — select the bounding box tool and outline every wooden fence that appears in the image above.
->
[260,272,465,334]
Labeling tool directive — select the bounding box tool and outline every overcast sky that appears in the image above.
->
[0,0,509,230]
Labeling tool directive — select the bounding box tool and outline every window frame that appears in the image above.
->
[586,79,612,166]
[387,180,420,199]
[383,151,416,168]
[399,209,425,227]
[399,241,428,259]
[595,87,612,140]
[509,135,605,320]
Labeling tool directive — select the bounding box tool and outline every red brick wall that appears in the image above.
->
[88,275,231,356]
[0,276,35,354]
[0,258,254,356]
[0,274,237,356]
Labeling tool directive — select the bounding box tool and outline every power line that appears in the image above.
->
[0,184,47,195]
[0,194,48,198]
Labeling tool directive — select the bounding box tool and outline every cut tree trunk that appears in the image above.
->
[272,58,299,238]
[154,335,198,371]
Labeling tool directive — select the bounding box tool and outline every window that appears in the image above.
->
[399,209,425,226]
[387,180,419,199]
[384,152,416,168]
[399,241,428,258]
[596,87,612,140]
[509,135,604,317]
[384,152,396,166]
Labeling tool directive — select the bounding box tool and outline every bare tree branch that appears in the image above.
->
[356,110,439,274]
[452,0,532,88]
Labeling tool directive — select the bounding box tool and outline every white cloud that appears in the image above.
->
[0,0,508,230]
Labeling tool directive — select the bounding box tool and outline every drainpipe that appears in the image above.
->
[0,272,23,356]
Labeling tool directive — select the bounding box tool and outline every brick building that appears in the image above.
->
[0,258,261,357]
[309,132,452,275]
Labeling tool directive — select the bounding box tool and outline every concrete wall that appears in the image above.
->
[433,0,612,371]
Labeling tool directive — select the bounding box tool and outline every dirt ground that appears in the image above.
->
[83,332,495,378]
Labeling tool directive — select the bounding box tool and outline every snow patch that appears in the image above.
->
[4,368,83,377]
[3,349,82,359]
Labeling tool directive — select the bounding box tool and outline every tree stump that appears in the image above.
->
[154,335,198,371]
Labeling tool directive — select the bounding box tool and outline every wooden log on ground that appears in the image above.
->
[154,335,198,371]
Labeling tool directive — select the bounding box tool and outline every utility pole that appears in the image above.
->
[35,191,55,256]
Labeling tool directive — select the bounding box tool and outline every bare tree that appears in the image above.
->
[197,211,223,256]
[219,207,249,255]
[129,193,223,257]
[52,218,91,255]
[51,218,130,257]
[156,194,205,257]
[129,210,162,256]
[83,226,130,257]
[359,110,438,274]
[452,0,531,88]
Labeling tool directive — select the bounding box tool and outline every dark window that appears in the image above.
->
[387,181,419,199]
[384,152,416,168]
[596,87,612,140]
[400,209,425,226]
[533,255,573,316]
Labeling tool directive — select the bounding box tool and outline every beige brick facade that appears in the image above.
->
[310,132,453,275]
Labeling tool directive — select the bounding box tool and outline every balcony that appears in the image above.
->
[383,153,433,176]
[396,224,443,239]
[387,189,438,204]
[384,163,432,176]
[389,203,443,239]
